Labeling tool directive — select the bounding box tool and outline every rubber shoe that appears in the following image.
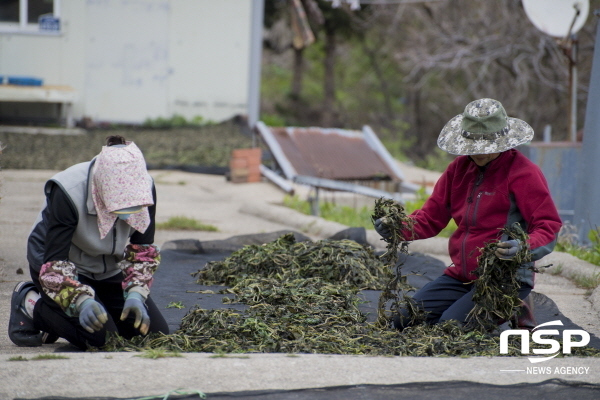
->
[8,281,43,347]
[42,331,60,344]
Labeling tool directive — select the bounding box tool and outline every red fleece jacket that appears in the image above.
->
[403,149,562,286]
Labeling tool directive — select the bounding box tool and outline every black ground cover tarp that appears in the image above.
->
[152,229,600,350]
[17,379,600,400]
[24,230,600,400]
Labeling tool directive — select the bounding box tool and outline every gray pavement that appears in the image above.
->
[1,169,599,399]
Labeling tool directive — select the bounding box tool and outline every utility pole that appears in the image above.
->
[574,15,600,245]
[247,0,265,130]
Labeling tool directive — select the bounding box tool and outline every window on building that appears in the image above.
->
[0,1,20,23]
[29,0,55,24]
[0,0,59,33]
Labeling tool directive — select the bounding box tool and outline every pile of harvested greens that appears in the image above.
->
[102,200,600,358]
[194,233,389,290]
[103,232,518,355]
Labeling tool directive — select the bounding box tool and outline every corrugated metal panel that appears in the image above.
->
[267,126,400,181]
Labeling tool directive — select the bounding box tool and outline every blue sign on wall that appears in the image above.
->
[39,14,60,32]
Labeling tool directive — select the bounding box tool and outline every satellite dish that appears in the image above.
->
[522,0,589,38]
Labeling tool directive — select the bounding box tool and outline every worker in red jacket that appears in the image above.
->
[375,98,562,330]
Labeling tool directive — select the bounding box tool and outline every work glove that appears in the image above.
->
[78,299,108,333]
[120,292,150,335]
[374,218,392,240]
[495,239,522,260]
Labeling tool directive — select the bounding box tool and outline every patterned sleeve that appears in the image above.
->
[39,260,95,317]
[118,244,161,299]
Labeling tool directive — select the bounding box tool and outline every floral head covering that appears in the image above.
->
[91,142,154,239]
[437,98,534,155]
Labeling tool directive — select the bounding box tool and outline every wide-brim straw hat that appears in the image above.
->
[437,98,534,155]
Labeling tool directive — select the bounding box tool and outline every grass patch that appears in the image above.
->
[555,224,600,289]
[549,264,563,276]
[156,216,218,232]
[557,244,600,267]
[569,272,600,290]
[283,187,458,238]
[283,195,374,229]
[8,355,28,361]
[30,354,69,360]
[557,223,600,267]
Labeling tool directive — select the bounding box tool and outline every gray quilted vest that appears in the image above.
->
[28,160,137,280]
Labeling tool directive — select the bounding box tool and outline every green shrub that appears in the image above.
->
[554,224,600,289]
[557,226,600,267]
[260,113,287,127]
[142,114,214,128]
[0,120,252,170]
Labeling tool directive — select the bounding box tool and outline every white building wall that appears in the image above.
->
[168,0,251,123]
[0,0,253,125]
[84,0,171,123]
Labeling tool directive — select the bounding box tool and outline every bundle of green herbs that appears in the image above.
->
[370,198,420,327]
[371,198,414,267]
[466,222,535,331]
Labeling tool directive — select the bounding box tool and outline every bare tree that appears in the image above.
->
[377,0,596,158]
[261,0,597,164]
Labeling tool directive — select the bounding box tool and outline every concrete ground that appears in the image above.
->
[1,168,599,399]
